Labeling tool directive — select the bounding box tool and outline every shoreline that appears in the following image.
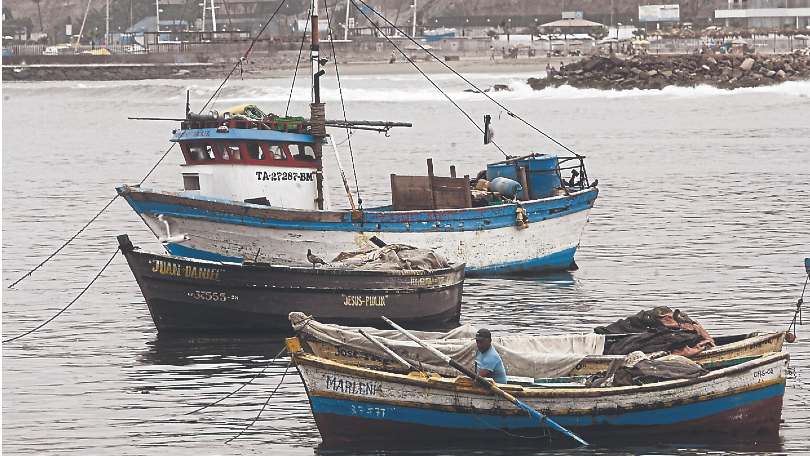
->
[1,55,580,82]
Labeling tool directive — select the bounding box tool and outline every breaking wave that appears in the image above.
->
[4,73,810,105]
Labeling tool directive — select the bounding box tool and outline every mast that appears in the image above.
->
[310,0,326,210]
[210,0,217,31]
[411,0,417,38]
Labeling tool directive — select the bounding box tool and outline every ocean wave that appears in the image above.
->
[5,75,810,104]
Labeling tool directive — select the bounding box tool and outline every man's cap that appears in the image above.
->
[475,328,492,340]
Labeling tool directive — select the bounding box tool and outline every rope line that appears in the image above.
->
[323,0,363,207]
[186,346,288,415]
[286,8,311,116]
[350,0,508,157]
[352,0,580,157]
[3,248,120,344]
[788,274,808,337]
[6,143,176,290]
[224,360,292,444]
[200,0,287,113]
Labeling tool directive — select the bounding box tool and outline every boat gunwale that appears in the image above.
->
[290,345,789,400]
[124,247,466,279]
[117,184,599,220]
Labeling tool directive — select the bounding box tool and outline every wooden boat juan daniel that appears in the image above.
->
[118,235,464,333]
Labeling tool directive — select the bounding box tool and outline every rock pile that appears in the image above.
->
[528,51,810,91]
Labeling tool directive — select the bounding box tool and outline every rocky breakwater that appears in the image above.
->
[528,52,810,91]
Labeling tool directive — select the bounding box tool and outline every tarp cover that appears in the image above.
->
[290,312,605,379]
[330,244,450,271]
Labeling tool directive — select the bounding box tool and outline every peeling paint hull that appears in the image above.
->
[117,185,598,276]
[120,242,464,333]
[291,349,788,448]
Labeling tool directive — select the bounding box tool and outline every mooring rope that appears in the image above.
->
[6,143,176,290]
[200,0,287,113]
[3,248,120,344]
[349,0,508,158]
[224,359,292,444]
[787,274,808,338]
[352,0,582,158]
[323,0,363,208]
[186,346,288,415]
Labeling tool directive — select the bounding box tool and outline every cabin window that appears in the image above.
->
[222,144,241,161]
[246,142,263,160]
[188,143,215,161]
[292,144,316,161]
[268,144,287,160]
[183,174,201,190]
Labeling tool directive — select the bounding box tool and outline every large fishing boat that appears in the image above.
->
[118,0,599,275]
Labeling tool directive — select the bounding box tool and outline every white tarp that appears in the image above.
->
[290,313,605,379]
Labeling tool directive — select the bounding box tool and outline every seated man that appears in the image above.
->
[473,328,507,384]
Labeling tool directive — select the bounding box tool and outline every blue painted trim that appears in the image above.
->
[164,243,244,263]
[470,246,577,275]
[309,382,784,430]
[171,128,315,144]
[118,189,597,233]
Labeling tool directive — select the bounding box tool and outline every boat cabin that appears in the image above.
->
[171,116,327,210]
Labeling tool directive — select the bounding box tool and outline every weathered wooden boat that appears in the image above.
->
[117,0,599,276]
[118,235,464,333]
[291,314,786,378]
[287,336,788,447]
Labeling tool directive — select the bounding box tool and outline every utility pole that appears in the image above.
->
[105,0,110,46]
[344,0,350,40]
[411,0,416,37]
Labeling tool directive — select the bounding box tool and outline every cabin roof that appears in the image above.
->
[171,127,315,144]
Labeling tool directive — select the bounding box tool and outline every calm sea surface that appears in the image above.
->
[3,72,810,455]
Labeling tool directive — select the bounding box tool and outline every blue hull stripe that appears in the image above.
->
[164,243,244,263]
[472,247,577,274]
[120,191,597,233]
[310,382,784,429]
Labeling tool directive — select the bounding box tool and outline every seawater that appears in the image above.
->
[3,73,810,455]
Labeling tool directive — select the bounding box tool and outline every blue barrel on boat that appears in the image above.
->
[518,154,560,199]
[486,163,524,198]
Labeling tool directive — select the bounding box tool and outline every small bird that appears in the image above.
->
[307,249,326,268]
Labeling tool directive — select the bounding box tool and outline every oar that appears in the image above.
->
[381,316,589,446]
[358,328,416,371]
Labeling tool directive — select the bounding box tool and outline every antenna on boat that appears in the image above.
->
[310,0,327,210]
[185,90,191,118]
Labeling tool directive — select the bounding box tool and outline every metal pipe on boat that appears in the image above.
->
[381,316,589,446]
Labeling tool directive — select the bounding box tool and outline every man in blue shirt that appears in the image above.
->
[474,328,507,384]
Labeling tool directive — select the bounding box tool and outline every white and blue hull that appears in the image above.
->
[118,186,598,275]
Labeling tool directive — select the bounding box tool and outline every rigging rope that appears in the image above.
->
[323,0,363,207]
[3,248,120,344]
[6,143,176,289]
[200,0,288,113]
[224,359,292,444]
[350,0,508,158]
[186,346,288,415]
[352,0,581,157]
[286,8,311,116]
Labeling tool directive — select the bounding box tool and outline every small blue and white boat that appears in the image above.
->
[118,0,599,276]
